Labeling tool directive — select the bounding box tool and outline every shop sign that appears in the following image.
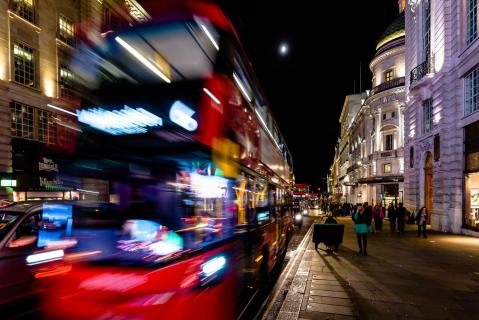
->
[39,177,63,187]
[39,157,59,172]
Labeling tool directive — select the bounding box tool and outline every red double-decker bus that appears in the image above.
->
[24,1,294,319]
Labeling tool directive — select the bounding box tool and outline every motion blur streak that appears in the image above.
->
[26,250,64,266]
[115,36,171,83]
[35,265,72,279]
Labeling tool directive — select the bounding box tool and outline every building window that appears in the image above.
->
[434,134,440,161]
[103,5,128,32]
[58,15,74,46]
[38,110,57,145]
[465,67,479,115]
[391,111,396,118]
[383,163,392,174]
[467,0,478,45]
[385,70,393,82]
[410,146,414,168]
[13,42,35,88]
[382,113,386,120]
[423,99,433,134]
[12,0,35,24]
[423,0,431,61]
[59,65,74,100]
[11,101,34,140]
[385,134,393,151]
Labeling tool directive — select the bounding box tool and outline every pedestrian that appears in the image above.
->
[363,202,373,233]
[372,203,384,232]
[396,203,406,233]
[416,206,428,238]
[388,203,396,232]
[352,204,369,255]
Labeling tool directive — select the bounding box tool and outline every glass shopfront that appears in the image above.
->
[464,121,479,230]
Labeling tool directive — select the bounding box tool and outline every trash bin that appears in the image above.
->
[312,223,344,251]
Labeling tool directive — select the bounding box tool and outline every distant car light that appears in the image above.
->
[295,214,302,221]
[303,210,308,215]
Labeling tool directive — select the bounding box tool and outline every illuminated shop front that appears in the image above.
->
[464,122,479,230]
[10,139,78,201]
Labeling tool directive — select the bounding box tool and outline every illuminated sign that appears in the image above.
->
[77,105,163,135]
[1,179,16,187]
[169,100,198,131]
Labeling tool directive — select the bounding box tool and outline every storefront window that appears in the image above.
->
[465,172,479,229]
[464,121,479,229]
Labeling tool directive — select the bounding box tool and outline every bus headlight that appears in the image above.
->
[198,255,227,287]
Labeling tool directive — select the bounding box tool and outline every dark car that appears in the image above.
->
[0,200,117,315]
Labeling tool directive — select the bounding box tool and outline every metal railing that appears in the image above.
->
[370,77,405,96]
[410,58,434,85]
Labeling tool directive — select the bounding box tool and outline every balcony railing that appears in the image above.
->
[410,59,434,85]
[370,77,405,96]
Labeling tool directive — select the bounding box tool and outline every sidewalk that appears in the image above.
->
[270,218,479,320]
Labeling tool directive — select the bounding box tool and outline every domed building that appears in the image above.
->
[339,7,406,206]
[363,10,406,206]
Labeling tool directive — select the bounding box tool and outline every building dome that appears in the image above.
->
[375,12,405,55]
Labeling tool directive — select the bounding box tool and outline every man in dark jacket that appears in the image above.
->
[396,203,406,233]
[388,203,396,232]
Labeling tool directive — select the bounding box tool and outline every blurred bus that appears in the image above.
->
[28,1,294,319]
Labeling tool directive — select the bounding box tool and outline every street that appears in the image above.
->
[264,217,479,319]
[240,211,317,320]
[3,0,479,318]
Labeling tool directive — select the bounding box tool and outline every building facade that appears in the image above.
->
[329,7,406,207]
[0,0,148,201]
[403,0,479,236]
[362,10,406,207]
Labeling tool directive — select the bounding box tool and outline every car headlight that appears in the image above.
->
[295,214,302,220]
[303,210,308,214]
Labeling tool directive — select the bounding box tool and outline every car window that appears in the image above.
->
[14,212,41,241]
[0,211,22,242]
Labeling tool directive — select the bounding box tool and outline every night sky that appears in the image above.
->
[218,0,399,191]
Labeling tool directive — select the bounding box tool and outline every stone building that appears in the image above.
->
[403,0,479,236]
[330,5,406,207]
[0,0,148,201]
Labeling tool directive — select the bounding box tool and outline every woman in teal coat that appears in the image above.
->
[353,203,369,255]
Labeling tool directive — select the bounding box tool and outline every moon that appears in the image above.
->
[279,43,289,56]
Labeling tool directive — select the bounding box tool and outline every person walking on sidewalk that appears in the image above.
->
[388,203,396,232]
[396,203,406,233]
[353,204,369,255]
[373,204,384,232]
[416,206,428,238]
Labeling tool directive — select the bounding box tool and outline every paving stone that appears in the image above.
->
[312,279,343,286]
[299,311,335,320]
[312,274,337,281]
[309,290,349,299]
[276,311,299,320]
[308,295,353,307]
[306,302,355,316]
[311,283,345,292]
